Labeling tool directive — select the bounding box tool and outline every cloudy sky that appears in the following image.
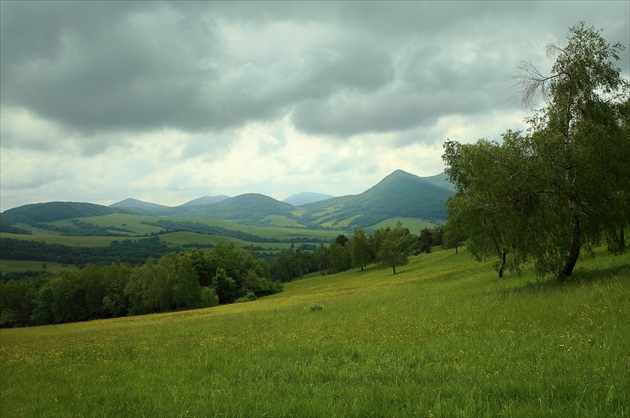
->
[1,1,628,211]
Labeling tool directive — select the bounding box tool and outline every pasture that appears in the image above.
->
[1,248,628,416]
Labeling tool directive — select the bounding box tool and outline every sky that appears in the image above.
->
[1,1,628,211]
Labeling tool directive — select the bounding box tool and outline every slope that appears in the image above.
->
[173,193,297,223]
[1,249,627,416]
[110,198,171,213]
[301,170,452,229]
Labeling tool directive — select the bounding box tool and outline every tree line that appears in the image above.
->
[442,23,629,280]
[0,237,174,268]
[1,223,447,327]
[269,222,446,281]
[0,243,282,327]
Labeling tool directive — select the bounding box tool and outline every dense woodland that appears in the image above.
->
[0,225,444,327]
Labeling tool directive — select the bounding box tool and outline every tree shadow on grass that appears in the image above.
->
[502,261,629,296]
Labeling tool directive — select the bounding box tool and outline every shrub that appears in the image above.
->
[308,303,324,312]
[235,291,257,303]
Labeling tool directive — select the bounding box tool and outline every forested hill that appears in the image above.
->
[0,202,145,225]
[174,193,296,221]
[109,198,170,213]
[300,170,452,228]
[0,171,454,230]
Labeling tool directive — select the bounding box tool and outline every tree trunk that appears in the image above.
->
[559,215,581,281]
[392,265,397,274]
[498,249,507,278]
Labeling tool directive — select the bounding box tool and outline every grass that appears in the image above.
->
[157,231,291,251]
[3,214,346,246]
[367,217,437,232]
[1,248,628,417]
[0,259,78,273]
[0,232,122,247]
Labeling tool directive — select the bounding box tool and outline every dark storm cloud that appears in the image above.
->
[1,1,628,142]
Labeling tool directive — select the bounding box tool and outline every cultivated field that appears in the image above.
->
[1,248,628,416]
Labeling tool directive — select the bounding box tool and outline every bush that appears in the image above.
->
[235,291,257,303]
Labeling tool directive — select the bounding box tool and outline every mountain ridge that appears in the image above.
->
[1,171,454,229]
[283,192,336,206]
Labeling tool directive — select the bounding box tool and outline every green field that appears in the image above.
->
[1,213,346,254]
[0,232,122,247]
[0,260,78,273]
[367,217,436,232]
[1,248,628,416]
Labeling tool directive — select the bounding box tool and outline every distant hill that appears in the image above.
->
[110,198,170,213]
[174,193,296,222]
[421,172,455,192]
[179,196,230,207]
[283,192,335,206]
[301,170,452,229]
[1,170,454,231]
[0,201,121,224]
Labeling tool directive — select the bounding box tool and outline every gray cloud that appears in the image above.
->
[1,1,628,211]
[2,1,628,142]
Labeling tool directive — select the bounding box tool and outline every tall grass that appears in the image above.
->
[1,248,628,416]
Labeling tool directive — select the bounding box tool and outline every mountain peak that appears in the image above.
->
[110,198,168,210]
[283,192,335,206]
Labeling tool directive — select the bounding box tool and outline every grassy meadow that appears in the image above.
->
[1,247,628,417]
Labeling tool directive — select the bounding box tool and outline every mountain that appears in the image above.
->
[301,170,452,229]
[1,171,454,230]
[174,193,296,222]
[283,192,336,206]
[0,201,126,225]
[179,195,230,207]
[421,172,455,192]
[110,198,170,213]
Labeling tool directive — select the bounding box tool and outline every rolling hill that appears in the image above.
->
[300,170,452,229]
[0,201,128,225]
[173,193,296,222]
[110,198,170,213]
[178,195,230,207]
[283,192,336,206]
[0,171,454,231]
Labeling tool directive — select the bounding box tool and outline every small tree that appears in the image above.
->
[415,228,434,254]
[377,221,415,274]
[349,229,372,271]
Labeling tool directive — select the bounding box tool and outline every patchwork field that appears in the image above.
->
[1,248,628,416]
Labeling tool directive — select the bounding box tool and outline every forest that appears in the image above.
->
[0,224,443,328]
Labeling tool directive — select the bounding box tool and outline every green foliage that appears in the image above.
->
[0,244,282,327]
[349,229,371,271]
[235,291,257,303]
[444,23,629,280]
[414,228,434,254]
[328,240,352,273]
[376,221,415,274]
[0,236,172,267]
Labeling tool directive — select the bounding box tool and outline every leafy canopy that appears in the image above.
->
[443,22,629,280]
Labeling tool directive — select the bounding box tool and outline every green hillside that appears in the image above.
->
[302,170,451,229]
[109,198,171,214]
[0,202,121,224]
[170,193,297,222]
[1,248,627,416]
[0,171,453,233]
